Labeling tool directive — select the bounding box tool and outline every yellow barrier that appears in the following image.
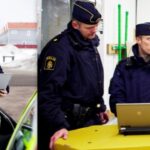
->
[55,125,150,150]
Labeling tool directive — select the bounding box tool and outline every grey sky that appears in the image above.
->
[0,0,36,28]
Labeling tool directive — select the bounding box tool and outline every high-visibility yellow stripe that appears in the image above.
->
[26,135,37,150]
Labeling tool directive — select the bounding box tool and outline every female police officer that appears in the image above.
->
[109,22,150,116]
[38,1,108,149]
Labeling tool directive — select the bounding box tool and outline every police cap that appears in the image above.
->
[72,0,101,24]
[136,22,150,36]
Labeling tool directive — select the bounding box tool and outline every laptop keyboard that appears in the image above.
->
[120,126,150,135]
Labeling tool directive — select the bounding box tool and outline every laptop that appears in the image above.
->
[116,103,150,135]
[0,74,12,90]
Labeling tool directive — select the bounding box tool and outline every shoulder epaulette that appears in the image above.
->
[126,56,134,67]
[51,34,62,43]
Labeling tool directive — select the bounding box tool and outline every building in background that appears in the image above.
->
[0,22,37,81]
[0,22,37,48]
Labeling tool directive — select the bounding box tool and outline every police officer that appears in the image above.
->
[38,1,108,149]
[0,66,9,96]
[109,22,150,116]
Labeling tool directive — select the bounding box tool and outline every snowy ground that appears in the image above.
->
[0,44,37,85]
[0,44,37,73]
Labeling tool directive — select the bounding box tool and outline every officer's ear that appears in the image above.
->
[72,20,80,30]
[136,36,142,44]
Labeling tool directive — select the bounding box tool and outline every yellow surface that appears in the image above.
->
[55,125,150,150]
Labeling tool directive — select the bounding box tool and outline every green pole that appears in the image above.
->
[124,11,129,57]
[118,4,122,61]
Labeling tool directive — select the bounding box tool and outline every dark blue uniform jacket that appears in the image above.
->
[109,44,150,115]
[38,22,106,133]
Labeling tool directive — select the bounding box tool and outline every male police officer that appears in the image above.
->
[38,1,108,149]
[109,22,150,116]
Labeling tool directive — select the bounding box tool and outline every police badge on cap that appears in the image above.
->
[72,0,102,24]
[136,22,150,36]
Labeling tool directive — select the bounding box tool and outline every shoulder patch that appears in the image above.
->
[44,56,56,70]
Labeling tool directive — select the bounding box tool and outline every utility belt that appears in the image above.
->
[63,103,102,129]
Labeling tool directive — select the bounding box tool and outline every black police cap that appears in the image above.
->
[136,22,150,36]
[72,0,102,25]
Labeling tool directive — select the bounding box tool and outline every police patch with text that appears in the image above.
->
[44,56,56,70]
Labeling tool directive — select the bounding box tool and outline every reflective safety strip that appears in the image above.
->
[26,135,37,150]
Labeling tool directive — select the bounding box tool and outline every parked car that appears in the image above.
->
[0,91,37,150]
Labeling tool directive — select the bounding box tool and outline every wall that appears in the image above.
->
[137,0,150,23]
[41,0,70,50]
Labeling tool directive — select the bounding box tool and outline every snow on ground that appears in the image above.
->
[0,44,37,73]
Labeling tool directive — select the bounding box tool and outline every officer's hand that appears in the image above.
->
[0,89,8,97]
[49,128,68,150]
[97,112,109,124]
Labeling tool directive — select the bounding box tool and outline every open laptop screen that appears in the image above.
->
[0,74,12,90]
[116,103,150,134]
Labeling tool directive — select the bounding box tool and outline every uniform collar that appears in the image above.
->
[67,22,99,49]
[132,44,150,65]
